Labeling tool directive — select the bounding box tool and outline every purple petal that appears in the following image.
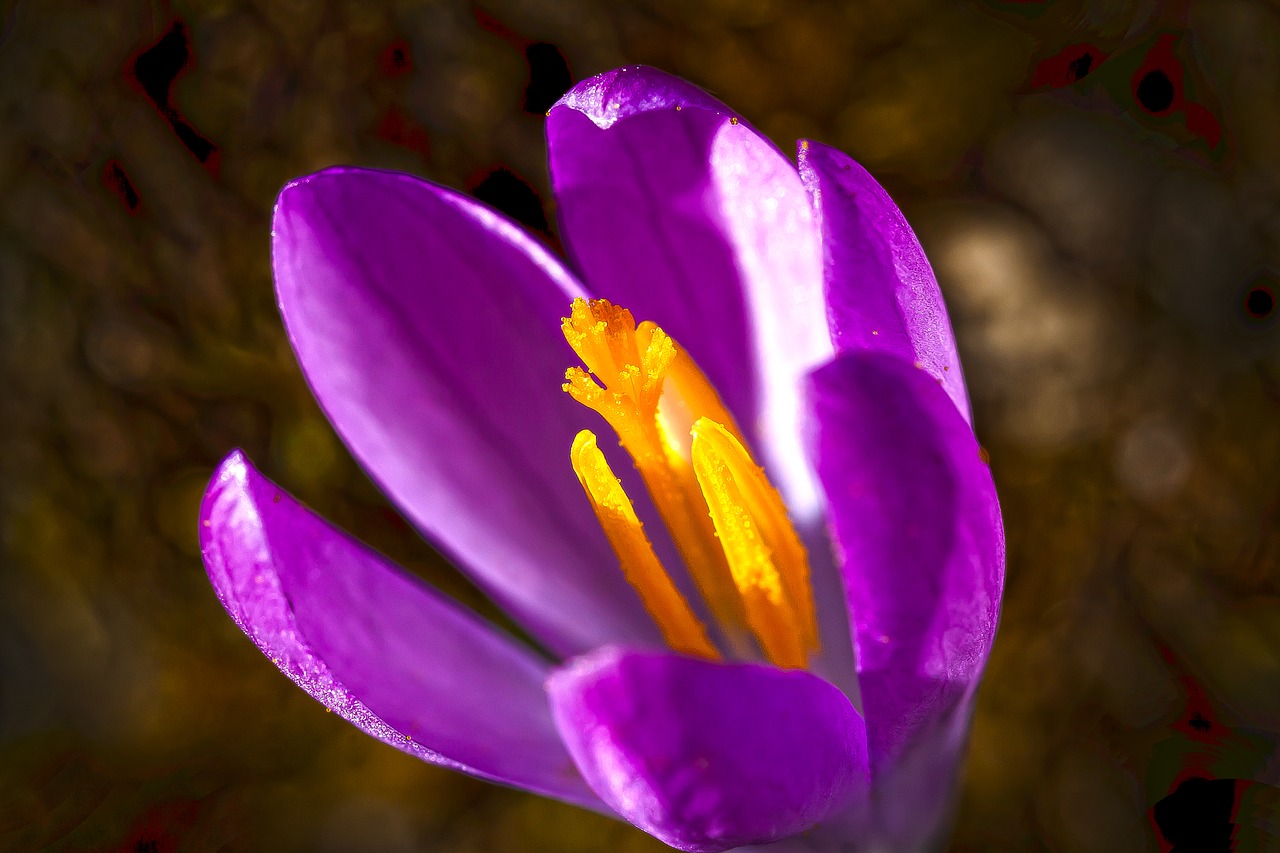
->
[548,67,832,517]
[798,141,972,425]
[806,352,1003,773]
[547,647,868,852]
[272,166,659,657]
[199,451,603,809]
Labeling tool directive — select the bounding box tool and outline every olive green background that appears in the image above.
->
[3,0,1279,850]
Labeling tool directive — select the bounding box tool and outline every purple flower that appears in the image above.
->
[199,66,1004,852]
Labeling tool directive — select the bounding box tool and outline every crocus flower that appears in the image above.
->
[199,66,1003,852]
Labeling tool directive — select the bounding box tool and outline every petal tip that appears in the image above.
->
[550,65,728,129]
[275,165,353,210]
[201,449,249,519]
[273,166,424,232]
[198,449,280,574]
[214,446,250,479]
[198,448,257,554]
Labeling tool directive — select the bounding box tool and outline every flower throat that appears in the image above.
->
[562,297,818,668]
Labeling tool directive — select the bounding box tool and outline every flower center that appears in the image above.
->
[562,297,818,668]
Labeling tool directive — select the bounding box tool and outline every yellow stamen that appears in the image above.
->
[570,430,717,659]
[690,419,819,658]
[561,297,818,669]
[563,299,746,638]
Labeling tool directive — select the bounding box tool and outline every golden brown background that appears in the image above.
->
[3,0,1280,850]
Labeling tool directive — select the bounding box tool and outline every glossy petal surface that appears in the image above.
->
[798,141,972,424]
[272,167,657,656]
[547,647,868,852]
[807,352,1003,771]
[548,66,832,517]
[199,451,602,809]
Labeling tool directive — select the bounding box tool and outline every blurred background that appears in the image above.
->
[3,0,1279,849]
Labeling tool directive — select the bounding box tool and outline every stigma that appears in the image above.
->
[562,297,818,669]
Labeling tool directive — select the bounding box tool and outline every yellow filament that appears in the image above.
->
[570,430,717,659]
[561,297,817,669]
